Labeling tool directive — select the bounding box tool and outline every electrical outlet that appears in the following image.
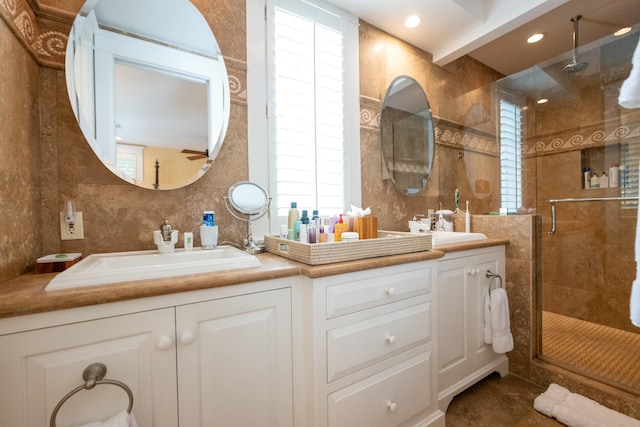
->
[60,211,84,240]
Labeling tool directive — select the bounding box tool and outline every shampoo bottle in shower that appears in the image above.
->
[601,171,609,188]
[591,172,600,189]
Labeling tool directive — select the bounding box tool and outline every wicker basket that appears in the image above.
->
[264,231,432,265]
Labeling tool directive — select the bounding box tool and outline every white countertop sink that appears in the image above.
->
[430,231,488,247]
[45,246,260,291]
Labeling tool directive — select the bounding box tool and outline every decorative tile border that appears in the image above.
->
[523,120,640,157]
[0,0,67,67]
[361,95,640,158]
[360,95,500,156]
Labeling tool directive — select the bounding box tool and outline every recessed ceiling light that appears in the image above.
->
[405,15,421,29]
[537,98,548,104]
[614,27,631,36]
[527,33,544,43]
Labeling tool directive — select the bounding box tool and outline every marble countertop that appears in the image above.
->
[0,239,507,319]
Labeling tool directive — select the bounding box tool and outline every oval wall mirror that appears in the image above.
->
[380,76,435,196]
[65,0,230,190]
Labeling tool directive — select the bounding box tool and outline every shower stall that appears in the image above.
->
[496,28,640,396]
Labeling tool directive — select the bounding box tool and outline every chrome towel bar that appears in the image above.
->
[50,362,134,427]
[547,196,638,235]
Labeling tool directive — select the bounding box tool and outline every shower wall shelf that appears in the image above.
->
[547,196,638,235]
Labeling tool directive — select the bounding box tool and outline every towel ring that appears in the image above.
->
[49,362,134,427]
[486,270,504,295]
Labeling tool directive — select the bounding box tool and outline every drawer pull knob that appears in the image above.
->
[157,335,173,350]
[386,334,397,344]
[180,330,195,345]
[386,287,396,296]
[387,401,398,412]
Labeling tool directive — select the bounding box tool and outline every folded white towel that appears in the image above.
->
[632,280,640,327]
[489,288,514,353]
[535,383,640,427]
[74,411,139,427]
[483,292,492,344]
[619,38,640,109]
[552,402,606,427]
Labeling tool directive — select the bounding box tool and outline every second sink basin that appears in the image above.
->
[45,246,261,291]
[430,231,488,247]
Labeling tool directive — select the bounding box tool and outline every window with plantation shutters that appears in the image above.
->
[499,99,523,213]
[266,0,358,222]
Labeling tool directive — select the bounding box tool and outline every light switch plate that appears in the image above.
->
[60,211,84,240]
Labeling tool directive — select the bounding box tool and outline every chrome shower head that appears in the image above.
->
[563,15,588,74]
[563,58,588,74]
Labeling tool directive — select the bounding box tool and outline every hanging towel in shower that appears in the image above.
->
[73,410,139,427]
[489,288,514,353]
[619,37,640,109]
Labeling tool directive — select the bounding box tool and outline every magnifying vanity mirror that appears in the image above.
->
[224,182,271,254]
[380,76,435,196]
[65,0,230,190]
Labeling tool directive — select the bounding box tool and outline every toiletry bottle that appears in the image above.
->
[609,163,619,188]
[288,202,300,230]
[300,210,309,225]
[294,220,302,241]
[311,209,320,222]
[600,171,609,188]
[465,200,470,233]
[334,214,349,242]
[299,224,308,243]
[591,172,600,189]
[584,167,591,189]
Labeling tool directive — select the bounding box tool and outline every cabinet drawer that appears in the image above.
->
[328,350,432,427]
[327,303,431,382]
[325,267,432,318]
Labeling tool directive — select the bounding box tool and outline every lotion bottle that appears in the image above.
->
[288,202,300,230]
[334,214,349,242]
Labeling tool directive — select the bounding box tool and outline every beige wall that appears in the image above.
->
[0,0,502,282]
[0,18,42,282]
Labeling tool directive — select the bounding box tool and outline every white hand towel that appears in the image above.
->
[631,280,640,327]
[619,38,640,109]
[483,292,492,344]
[489,288,514,353]
[74,410,139,427]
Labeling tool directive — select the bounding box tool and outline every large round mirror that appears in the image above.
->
[380,76,435,196]
[65,0,230,190]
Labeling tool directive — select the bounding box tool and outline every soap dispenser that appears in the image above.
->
[334,214,349,242]
[153,219,179,254]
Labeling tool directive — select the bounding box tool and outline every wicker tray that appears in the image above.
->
[264,231,432,265]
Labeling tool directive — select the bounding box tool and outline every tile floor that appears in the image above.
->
[445,373,564,426]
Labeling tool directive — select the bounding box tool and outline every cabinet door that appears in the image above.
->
[469,256,501,370]
[176,288,293,427]
[437,249,504,391]
[437,258,471,390]
[0,308,178,427]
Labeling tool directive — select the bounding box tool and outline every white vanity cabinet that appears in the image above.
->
[0,281,294,427]
[303,260,445,427]
[436,245,509,411]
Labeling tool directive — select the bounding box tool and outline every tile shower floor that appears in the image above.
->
[445,373,563,426]
[541,311,640,394]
